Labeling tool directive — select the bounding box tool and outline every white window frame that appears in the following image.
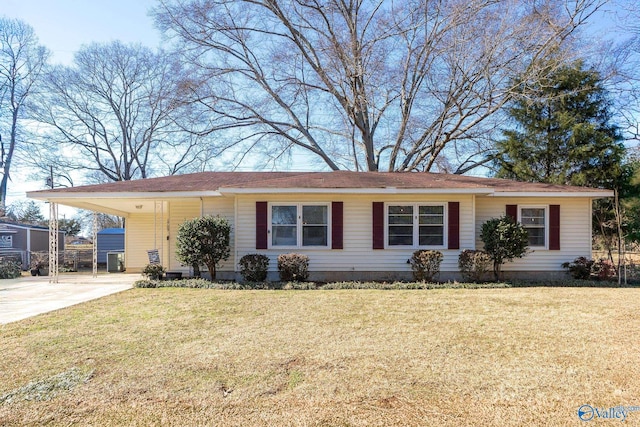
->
[268,202,331,249]
[518,205,548,249]
[385,203,447,249]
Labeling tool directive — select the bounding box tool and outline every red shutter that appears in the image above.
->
[549,204,560,250]
[506,204,518,222]
[332,202,343,249]
[372,202,384,249]
[448,201,460,250]
[256,201,268,250]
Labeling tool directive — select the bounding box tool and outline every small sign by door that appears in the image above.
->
[147,249,160,265]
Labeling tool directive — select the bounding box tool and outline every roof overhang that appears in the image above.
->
[26,191,221,216]
[27,190,222,200]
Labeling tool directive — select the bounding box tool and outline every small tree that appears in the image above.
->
[480,216,529,281]
[175,215,231,280]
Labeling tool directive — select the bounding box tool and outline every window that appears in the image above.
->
[419,205,445,246]
[272,205,297,246]
[388,205,414,245]
[270,203,329,248]
[387,203,445,247]
[520,206,546,247]
[302,205,328,246]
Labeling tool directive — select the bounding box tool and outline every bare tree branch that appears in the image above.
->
[153,0,604,172]
[0,17,49,212]
[29,42,212,184]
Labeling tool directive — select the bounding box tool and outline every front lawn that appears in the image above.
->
[1,287,639,426]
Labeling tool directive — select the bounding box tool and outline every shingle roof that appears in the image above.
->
[28,171,610,195]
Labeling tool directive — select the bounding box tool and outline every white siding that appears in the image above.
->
[236,193,475,273]
[168,199,201,273]
[474,196,592,271]
[125,213,158,272]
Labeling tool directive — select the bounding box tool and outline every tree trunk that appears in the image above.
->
[192,264,200,278]
[493,262,501,282]
[207,262,217,281]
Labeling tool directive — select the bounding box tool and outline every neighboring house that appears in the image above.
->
[96,228,125,264]
[0,221,66,270]
[27,171,612,280]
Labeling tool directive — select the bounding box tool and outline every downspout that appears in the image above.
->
[589,198,593,256]
[471,195,476,250]
[234,195,238,279]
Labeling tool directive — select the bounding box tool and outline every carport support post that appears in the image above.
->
[48,201,59,284]
[92,212,97,278]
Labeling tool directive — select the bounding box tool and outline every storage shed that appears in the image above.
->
[96,228,125,264]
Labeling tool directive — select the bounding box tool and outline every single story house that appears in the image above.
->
[0,221,66,270]
[27,171,612,280]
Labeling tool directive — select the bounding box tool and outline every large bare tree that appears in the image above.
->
[0,18,49,213]
[153,0,604,172]
[602,0,640,146]
[31,41,211,184]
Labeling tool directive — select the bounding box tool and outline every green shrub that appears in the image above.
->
[134,279,158,288]
[562,256,594,279]
[458,249,492,282]
[239,254,270,282]
[0,260,21,279]
[409,250,443,282]
[176,215,231,280]
[277,253,309,282]
[480,216,529,280]
[142,264,166,280]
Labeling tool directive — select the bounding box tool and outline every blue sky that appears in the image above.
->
[1,0,161,64]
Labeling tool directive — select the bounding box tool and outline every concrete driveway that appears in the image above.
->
[0,273,141,324]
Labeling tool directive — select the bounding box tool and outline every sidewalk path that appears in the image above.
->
[0,273,140,324]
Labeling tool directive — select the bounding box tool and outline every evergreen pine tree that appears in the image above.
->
[494,61,625,188]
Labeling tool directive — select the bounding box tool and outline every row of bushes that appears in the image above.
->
[235,249,492,283]
[237,251,619,283]
[142,253,311,282]
[144,250,617,284]
[240,253,309,282]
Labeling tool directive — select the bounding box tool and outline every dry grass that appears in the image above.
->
[1,287,640,426]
